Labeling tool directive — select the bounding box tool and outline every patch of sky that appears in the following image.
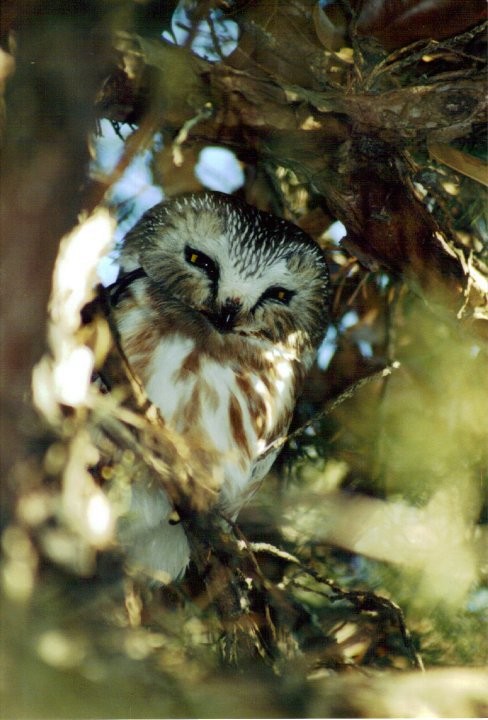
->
[325,220,347,245]
[357,339,373,358]
[340,310,359,329]
[317,325,338,370]
[376,272,390,290]
[195,146,245,193]
[162,2,239,62]
[338,311,374,358]
[91,119,164,285]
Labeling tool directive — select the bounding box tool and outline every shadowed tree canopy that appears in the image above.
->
[1,1,487,718]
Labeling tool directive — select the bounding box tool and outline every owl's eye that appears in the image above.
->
[260,286,295,305]
[184,246,219,281]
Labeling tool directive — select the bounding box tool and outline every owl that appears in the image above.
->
[110,191,329,582]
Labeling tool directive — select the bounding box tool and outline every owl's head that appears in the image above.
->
[119,192,329,354]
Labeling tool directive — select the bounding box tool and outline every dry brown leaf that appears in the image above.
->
[428,142,488,187]
[312,2,344,52]
[356,0,487,50]
[154,144,203,197]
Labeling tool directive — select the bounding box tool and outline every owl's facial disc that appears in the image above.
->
[182,245,298,336]
[121,192,329,346]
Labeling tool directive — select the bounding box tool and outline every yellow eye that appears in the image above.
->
[184,246,219,281]
[260,286,295,305]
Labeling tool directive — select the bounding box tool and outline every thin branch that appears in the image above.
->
[225,524,424,671]
[260,361,401,460]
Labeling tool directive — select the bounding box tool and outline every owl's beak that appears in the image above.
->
[210,299,242,334]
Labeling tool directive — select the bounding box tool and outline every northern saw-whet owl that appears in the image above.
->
[111,191,329,582]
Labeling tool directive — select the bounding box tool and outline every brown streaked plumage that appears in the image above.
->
[111,191,329,581]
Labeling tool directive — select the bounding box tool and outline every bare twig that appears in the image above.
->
[260,361,401,459]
